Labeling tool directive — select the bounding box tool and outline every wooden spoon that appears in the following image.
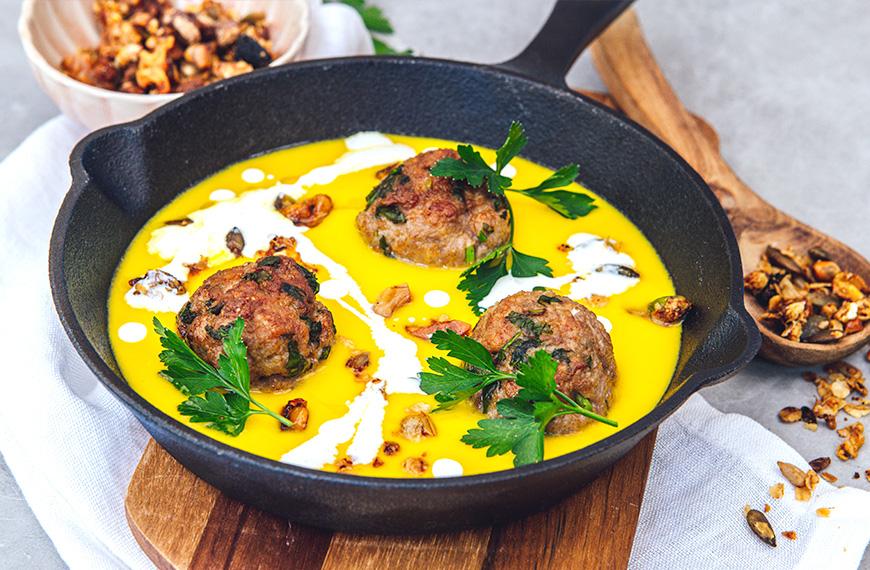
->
[589,10,869,366]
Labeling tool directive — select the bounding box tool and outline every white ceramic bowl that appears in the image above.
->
[18,0,310,130]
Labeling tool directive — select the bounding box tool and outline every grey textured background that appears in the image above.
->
[1,0,868,567]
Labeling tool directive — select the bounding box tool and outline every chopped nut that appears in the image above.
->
[345,352,371,375]
[399,412,437,442]
[382,441,400,456]
[815,508,832,518]
[647,295,693,326]
[833,272,868,301]
[372,284,412,317]
[402,457,428,475]
[777,461,807,487]
[778,406,801,423]
[836,423,865,460]
[769,483,785,499]
[820,472,838,483]
[280,398,309,431]
[831,379,851,399]
[406,319,471,339]
[183,256,209,278]
[128,268,186,296]
[809,456,831,472]
[763,503,771,513]
[744,270,769,293]
[782,530,797,541]
[804,470,820,492]
[335,457,353,472]
[372,457,384,468]
[865,469,870,482]
[812,260,840,282]
[746,509,777,547]
[278,194,334,228]
[843,403,870,418]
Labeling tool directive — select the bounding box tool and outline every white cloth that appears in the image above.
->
[1,23,869,570]
[630,395,870,569]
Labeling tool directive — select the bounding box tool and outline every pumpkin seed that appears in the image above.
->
[808,456,831,472]
[746,509,777,547]
[777,461,807,487]
[765,245,803,274]
[225,227,245,256]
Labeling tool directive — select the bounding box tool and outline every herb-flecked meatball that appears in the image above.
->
[355,149,512,267]
[177,255,335,392]
[471,290,617,434]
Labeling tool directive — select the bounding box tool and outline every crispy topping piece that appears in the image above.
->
[278,194,334,228]
[401,457,428,476]
[399,412,437,442]
[836,423,864,460]
[280,398,308,431]
[808,456,831,472]
[406,319,471,339]
[345,352,371,376]
[647,295,693,326]
[372,284,412,318]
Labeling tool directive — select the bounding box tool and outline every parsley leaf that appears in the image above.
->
[430,121,596,313]
[154,317,293,434]
[420,331,511,411]
[430,144,512,195]
[429,329,498,372]
[420,337,618,467]
[327,1,411,56]
[457,245,510,315]
[495,121,528,177]
[508,164,597,219]
[509,248,553,278]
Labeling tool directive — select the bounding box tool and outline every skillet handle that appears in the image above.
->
[497,0,634,87]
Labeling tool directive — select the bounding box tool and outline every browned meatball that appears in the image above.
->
[355,149,512,267]
[177,255,335,392]
[471,290,617,434]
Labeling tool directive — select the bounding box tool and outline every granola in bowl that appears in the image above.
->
[60,0,276,94]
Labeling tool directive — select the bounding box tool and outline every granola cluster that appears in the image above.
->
[744,245,868,343]
[60,0,274,94]
[778,361,867,464]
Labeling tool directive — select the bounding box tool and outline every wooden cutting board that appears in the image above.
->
[125,88,686,569]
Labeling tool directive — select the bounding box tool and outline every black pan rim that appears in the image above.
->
[49,55,761,490]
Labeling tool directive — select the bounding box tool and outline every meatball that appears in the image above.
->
[471,290,617,434]
[356,149,512,267]
[177,255,336,392]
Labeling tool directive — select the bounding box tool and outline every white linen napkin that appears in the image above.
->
[2,28,870,570]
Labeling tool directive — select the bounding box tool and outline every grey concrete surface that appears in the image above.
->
[1,0,868,567]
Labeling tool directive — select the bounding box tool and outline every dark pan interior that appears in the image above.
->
[53,57,759,532]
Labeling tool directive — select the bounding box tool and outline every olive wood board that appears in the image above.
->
[123,86,716,569]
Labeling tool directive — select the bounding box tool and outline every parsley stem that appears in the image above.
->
[553,389,618,427]
[250,399,293,428]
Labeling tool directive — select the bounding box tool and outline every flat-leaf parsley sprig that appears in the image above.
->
[430,122,596,314]
[419,330,617,466]
[153,317,293,435]
[326,0,411,55]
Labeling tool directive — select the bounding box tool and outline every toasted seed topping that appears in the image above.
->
[746,509,777,547]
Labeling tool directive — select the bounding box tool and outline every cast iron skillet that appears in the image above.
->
[50,0,760,533]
